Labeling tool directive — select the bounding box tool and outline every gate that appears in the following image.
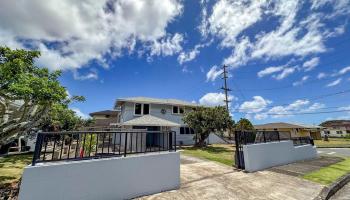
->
[234,131,256,169]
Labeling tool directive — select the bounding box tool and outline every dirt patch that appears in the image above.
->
[269,156,344,177]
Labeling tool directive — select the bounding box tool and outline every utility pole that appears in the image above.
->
[221,65,231,111]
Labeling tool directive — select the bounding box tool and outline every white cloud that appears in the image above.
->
[293,76,309,86]
[71,107,90,119]
[302,57,319,71]
[239,96,272,113]
[148,33,184,57]
[73,70,98,81]
[201,0,346,70]
[317,72,327,79]
[273,67,296,80]
[257,66,284,78]
[326,78,342,87]
[206,65,223,82]
[207,0,267,47]
[0,0,183,71]
[199,92,235,107]
[338,66,350,75]
[248,98,325,120]
[177,48,200,65]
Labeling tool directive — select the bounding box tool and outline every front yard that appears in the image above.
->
[181,144,235,166]
[314,138,350,148]
[0,153,32,187]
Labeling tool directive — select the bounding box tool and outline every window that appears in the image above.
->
[173,106,185,114]
[179,107,184,114]
[134,103,150,115]
[180,127,185,134]
[143,104,150,115]
[337,131,343,134]
[135,103,142,115]
[173,106,179,114]
[180,127,194,134]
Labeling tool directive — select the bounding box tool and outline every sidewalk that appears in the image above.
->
[139,155,323,200]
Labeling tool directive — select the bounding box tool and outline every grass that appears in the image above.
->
[303,157,350,185]
[181,144,235,166]
[0,153,32,187]
[314,138,350,148]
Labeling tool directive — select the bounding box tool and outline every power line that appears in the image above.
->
[237,109,350,116]
[233,88,350,112]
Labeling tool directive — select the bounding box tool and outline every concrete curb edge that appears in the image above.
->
[314,173,350,200]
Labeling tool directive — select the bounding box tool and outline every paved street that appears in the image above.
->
[140,155,322,200]
[317,148,350,157]
[330,182,350,200]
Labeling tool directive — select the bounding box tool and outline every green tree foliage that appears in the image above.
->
[235,118,254,131]
[183,106,234,147]
[0,46,86,144]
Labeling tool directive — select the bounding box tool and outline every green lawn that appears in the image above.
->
[303,158,350,185]
[181,144,235,166]
[0,153,32,186]
[314,138,350,148]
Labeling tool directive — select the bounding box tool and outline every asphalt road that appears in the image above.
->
[317,148,350,157]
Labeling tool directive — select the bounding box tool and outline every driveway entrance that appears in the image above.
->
[139,155,322,200]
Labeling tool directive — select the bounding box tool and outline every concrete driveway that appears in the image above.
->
[139,155,323,200]
[317,148,350,157]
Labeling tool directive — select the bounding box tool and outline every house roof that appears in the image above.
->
[89,110,119,117]
[115,97,199,107]
[121,115,181,127]
[254,122,323,130]
[320,120,350,128]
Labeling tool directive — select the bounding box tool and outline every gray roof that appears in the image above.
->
[254,122,323,130]
[116,97,199,107]
[121,115,181,127]
[89,110,119,117]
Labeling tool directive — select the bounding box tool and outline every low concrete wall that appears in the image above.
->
[19,152,180,200]
[207,133,228,144]
[243,141,317,172]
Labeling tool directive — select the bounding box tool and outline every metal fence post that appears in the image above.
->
[263,131,266,143]
[174,131,177,151]
[124,132,128,157]
[32,133,43,166]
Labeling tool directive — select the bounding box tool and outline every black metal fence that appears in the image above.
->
[32,131,176,166]
[234,130,314,169]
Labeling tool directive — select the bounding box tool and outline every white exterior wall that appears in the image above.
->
[19,152,180,200]
[243,141,317,172]
[207,133,227,144]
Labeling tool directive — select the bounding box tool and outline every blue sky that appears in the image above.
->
[1,0,350,125]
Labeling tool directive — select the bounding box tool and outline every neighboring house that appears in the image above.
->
[254,122,322,140]
[320,120,350,137]
[89,109,121,128]
[115,97,226,145]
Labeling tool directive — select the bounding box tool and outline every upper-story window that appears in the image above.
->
[134,103,150,115]
[173,106,185,114]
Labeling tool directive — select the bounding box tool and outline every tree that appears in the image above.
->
[183,106,234,147]
[0,46,82,144]
[235,118,254,131]
[41,102,91,132]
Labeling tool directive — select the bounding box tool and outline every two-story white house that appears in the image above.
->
[114,97,226,145]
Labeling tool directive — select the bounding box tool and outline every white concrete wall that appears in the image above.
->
[19,152,180,200]
[207,133,228,144]
[243,141,317,172]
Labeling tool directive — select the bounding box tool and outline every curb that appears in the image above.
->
[316,146,350,148]
[314,173,350,200]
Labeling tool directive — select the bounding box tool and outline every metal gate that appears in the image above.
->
[234,131,256,169]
